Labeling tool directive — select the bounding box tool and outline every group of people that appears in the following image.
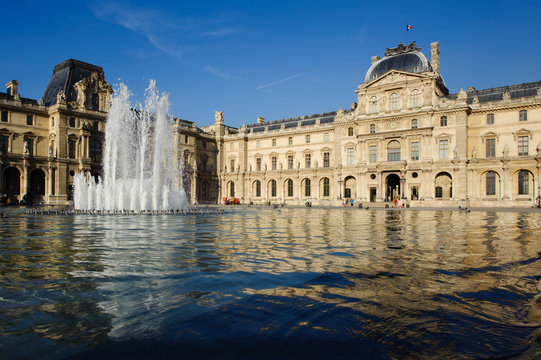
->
[342,199,354,206]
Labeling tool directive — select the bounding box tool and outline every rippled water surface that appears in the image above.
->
[1,207,541,359]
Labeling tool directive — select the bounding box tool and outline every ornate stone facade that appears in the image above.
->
[2,43,540,208]
[217,42,541,207]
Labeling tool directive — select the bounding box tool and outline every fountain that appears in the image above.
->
[74,81,187,212]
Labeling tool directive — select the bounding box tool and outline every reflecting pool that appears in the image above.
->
[1,207,540,359]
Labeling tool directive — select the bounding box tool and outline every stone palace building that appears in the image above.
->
[1,42,540,207]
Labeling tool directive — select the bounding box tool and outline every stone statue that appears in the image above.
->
[24,141,29,155]
[336,108,344,117]
[453,146,459,160]
[471,146,477,159]
[74,80,86,109]
[49,144,53,157]
[214,111,224,124]
[503,144,509,157]
[56,90,66,104]
[537,142,541,156]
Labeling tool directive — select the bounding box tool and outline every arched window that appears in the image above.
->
[387,140,401,162]
[255,180,261,197]
[270,179,277,197]
[410,89,421,108]
[287,179,293,197]
[486,172,496,196]
[390,93,399,111]
[323,177,330,197]
[518,170,529,195]
[411,119,418,129]
[304,178,311,197]
[370,124,376,134]
[369,96,378,114]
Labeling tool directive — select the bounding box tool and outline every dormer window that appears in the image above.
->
[91,93,99,111]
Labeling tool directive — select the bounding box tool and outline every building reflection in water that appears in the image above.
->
[0,208,540,358]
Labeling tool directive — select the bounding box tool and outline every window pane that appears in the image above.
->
[347,148,354,165]
[439,140,448,159]
[411,142,419,160]
[486,172,496,195]
[370,145,377,163]
[518,136,528,156]
[487,113,494,125]
[486,138,495,158]
[518,170,529,194]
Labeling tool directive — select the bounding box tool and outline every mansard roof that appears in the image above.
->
[464,80,541,104]
[42,59,105,106]
[244,110,348,133]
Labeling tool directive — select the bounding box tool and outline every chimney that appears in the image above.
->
[6,80,19,96]
[371,56,380,64]
[257,117,265,124]
[430,42,440,73]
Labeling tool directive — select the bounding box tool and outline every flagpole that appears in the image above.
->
[405,22,408,44]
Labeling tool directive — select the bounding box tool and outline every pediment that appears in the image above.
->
[363,70,428,88]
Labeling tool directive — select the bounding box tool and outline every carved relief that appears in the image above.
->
[73,71,112,111]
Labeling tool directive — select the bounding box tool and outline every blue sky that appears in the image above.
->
[2,0,540,128]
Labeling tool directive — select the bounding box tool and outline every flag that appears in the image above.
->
[407,24,413,31]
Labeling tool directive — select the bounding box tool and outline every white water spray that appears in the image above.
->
[73,81,187,211]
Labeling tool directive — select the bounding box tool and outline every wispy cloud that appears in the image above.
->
[201,28,240,37]
[256,73,309,90]
[91,1,193,58]
[203,65,235,80]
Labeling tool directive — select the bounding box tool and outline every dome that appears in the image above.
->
[365,43,432,83]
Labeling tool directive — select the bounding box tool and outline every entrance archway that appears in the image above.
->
[3,167,20,195]
[386,174,400,201]
[29,169,46,195]
[344,176,356,199]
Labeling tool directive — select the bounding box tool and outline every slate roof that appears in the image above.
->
[42,59,104,106]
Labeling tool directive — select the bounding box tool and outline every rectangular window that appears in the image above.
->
[411,142,419,160]
[202,141,206,149]
[306,135,310,144]
[68,139,76,158]
[0,135,8,153]
[256,158,262,171]
[272,138,276,147]
[411,119,418,129]
[518,136,528,156]
[70,117,76,128]
[288,137,293,145]
[26,114,33,126]
[486,138,495,158]
[439,140,449,159]
[272,156,277,170]
[519,110,527,122]
[324,133,330,142]
[287,180,293,197]
[440,116,447,126]
[1,111,7,122]
[347,147,354,165]
[348,127,353,136]
[487,113,494,125]
[288,155,293,169]
[184,135,189,144]
[230,159,235,172]
[369,145,377,163]
[305,153,311,168]
[323,152,330,167]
